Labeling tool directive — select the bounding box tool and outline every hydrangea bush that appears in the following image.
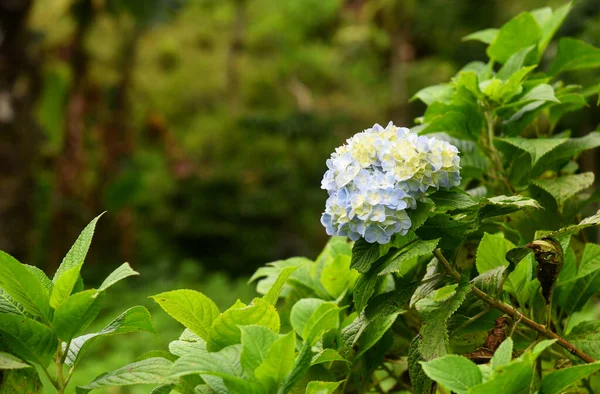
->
[321,122,461,243]
[3,3,600,394]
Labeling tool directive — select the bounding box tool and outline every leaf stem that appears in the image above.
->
[433,248,595,363]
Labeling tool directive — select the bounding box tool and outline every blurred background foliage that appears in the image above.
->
[1,0,599,392]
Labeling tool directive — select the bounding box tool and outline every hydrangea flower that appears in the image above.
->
[321,122,461,244]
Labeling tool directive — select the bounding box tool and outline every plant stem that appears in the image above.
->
[483,111,515,194]
[433,248,595,363]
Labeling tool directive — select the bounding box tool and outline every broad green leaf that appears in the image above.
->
[0,352,31,369]
[544,209,600,239]
[0,288,29,317]
[0,251,51,321]
[65,306,155,367]
[0,314,56,367]
[80,358,175,390]
[171,345,264,394]
[475,233,513,274]
[150,385,175,394]
[535,3,572,55]
[151,290,219,341]
[421,355,482,394]
[411,84,454,105]
[477,195,540,219]
[52,289,103,341]
[380,238,439,275]
[355,310,398,359]
[408,336,435,394]
[565,321,600,359]
[25,265,53,295]
[207,298,279,352]
[532,172,594,211]
[250,257,314,298]
[519,83,559,104]
[497,46,535,80]
[561,244,600,314]
[263,264,301,305]
[540,362,600,394]
[534,132,600,175]
[99,263,139,291]
[279,342,313,394]
[350,239,380,273]
[290,299,340,344]
[487,12,542,64]
[550,38,600,75]
[310,349,347,366]
[320,249,356,299]
[429,189,476,211]
[471,266,507,297]
[417,281,471,360]
[0,368,42,393]
[495,136,567,167]
[468,357,532,394]
[254,332,295,390]
[490,337,513,370]
[51,213,103,308]
[463,28,498,44]
[505,253,534,306]
[240,325,278,373]
[305,381,343,394]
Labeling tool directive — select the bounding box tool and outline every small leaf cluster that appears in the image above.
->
[0,214,155,394]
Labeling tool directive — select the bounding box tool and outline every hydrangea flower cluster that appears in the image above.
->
[321,122,461,244]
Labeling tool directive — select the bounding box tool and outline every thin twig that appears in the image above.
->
[433,248,595,363]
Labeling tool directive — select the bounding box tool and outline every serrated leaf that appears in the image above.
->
[408,336,435,394]
[207,298,279,352]
[279,342,313,394]
[491,337,513,370]
[0,314,56,367]
[487,12,542,64]
[429,190,477,212]
[0,251,51,322]
[65,306,155,367]
[417,281,471,360]
[0,352,31,369]
[350,239,380,273]
[240,325,278,374]
[533,172,594,211]
[534,132,600,175]
[310,349,348,366]
[475,233,513,274]
[411,84,455,105]
[151,290,219,341]
[565,321,600,359]
[379,238,439,275]
[99,263,139,291]
[495,136,567,167]
[478,195,541,218]
[550,38,600,75]
[290,299,340,345]
[254,332,295,391]
[463,28,498,44]
[545,210,600,240]
[421,355,482,394]
[540,362,600,394]
[51,213,103,308]
[80,358,175,391]
[150,385,175,394]
[0,288,30,318]
[52,289,103,341]
[305,380,343,394]
[560,243,600,314]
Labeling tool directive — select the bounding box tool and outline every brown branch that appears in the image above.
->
[433,248,594,364]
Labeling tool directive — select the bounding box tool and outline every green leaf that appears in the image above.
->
[545,210,600,240]
[99,263,139,291]
[429,189,477,212]
[505,253,534,306]
[478,195,541,218]
[254,332,295,390]
[379,238,439,275]
[497,46,535,80]
[80,358,175,391]
[519,83,559,104]
[535,3,572,55]
[305,381,343,394]
[408,336,435,394]
[51,213,103,309]
[320,249,355,299]
[534,132,600,175]
[565,321,600,359]
[540,362,600,394]
[561,243,600,314]
[250,257,314,297]
[52,289,103,341]
[421,355,482,394]
[350,239,380,273]
[411,84,455,105]
[463,28,498,44]
[279,342,313,394]
[66,306,155,367]
[239,325,278,373]
[532,172,594,211]
[475,233,513,274]
[417,281,471,360]
[150,385,175,394]
[0,368,42,393]
[0,352,31,370]
[290,299,340,344]
[550,38,600,75]
[0,288,30,317]
[491,337,513,370]
[487,12,542,64]
[0,251,51,321]
[207,298,279,352]
[495,136,567,167]
[310,349,348,366]
[0,314,56,367]
[263,264,301,305]
[151,290,219,341]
